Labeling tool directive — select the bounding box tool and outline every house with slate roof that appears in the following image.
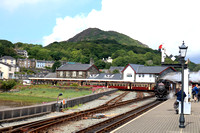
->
[122,64,176,83]
[0,56,16,66]
[56,64,99,78]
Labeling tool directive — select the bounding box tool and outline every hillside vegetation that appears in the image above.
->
[0,28,199,71]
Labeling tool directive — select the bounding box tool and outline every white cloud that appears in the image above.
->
[43,0,200,62]
[43,14,87,45]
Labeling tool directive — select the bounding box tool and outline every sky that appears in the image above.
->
[0,0,200,63]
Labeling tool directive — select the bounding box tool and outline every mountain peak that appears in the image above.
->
[67,28,148,47]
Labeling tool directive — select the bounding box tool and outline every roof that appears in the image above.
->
[87,73,122,80]
[129,64,144,73]
[122,64,175,74]
[121,64,144,73]
[109,66,124,71]
[44,73,57,78]
[57,64,97,71]
[0,62,13,67]
[137,66,171,74]
[0,56,15,60]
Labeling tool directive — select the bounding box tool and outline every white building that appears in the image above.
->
[0,56,20,72]
[102,57,113,63]
[0,62,15,79]
[122,64,176,83]
[0,56,16,66]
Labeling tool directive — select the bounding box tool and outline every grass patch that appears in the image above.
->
[0,85,92,104]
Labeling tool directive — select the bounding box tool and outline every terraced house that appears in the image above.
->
[56,64,99,79]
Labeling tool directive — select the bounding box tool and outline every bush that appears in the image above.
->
[0,80,17,92]
[70,83,78,87]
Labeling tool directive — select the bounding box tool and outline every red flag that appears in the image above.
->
[159,44,163,49]
[158,44,163,52]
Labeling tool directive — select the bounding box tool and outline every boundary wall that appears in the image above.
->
[0,89,117,121]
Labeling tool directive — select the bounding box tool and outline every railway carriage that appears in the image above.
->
[30,77,156,91]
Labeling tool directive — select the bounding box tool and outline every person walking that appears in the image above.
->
[192,84,199,102]
[174,88,186,114]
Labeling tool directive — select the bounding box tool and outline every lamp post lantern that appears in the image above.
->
[179,41,188,128]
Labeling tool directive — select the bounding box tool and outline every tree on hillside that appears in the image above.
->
[112,56,129,66]
[0,40,17,57]
[52,61,61,72]
[94,60,106,69]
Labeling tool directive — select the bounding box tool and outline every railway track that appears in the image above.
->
[0,92,154,133]
[75,100,162,133]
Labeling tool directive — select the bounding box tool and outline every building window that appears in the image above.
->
[66,71,70,77]
[72,71,76,77]
[79,71,83,77]
[149,74,152,77]
[142,74,144,77]
[60,71,63,77]
[139,74,141,77]
[9,73,13,79]
[127,73,132,77]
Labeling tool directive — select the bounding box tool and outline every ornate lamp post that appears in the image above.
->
[179,41,188,128]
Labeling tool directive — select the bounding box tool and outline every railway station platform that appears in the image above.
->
[111,98,200,133]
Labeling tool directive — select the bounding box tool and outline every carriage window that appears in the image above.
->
[142,74,144,77]
[149,74,152,77]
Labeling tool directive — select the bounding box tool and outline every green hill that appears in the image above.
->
[66,28,148,47]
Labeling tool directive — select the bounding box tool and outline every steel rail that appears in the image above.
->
[75,100,162,133]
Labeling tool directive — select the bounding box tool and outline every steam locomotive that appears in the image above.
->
[154,80,170,100]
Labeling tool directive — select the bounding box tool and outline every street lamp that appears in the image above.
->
[179,41,188,128]
[56,93,63,112]
[57,93,63,104]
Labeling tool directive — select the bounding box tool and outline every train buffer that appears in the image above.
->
[111,98,200,133]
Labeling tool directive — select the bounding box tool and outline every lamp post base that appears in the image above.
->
[179,113,185,128]
[179,125,185,128]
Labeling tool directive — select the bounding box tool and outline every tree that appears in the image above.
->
[37,49,51,60]
[112,69,120,74]
[111,49,126,59]
[94,60,106,69]
[52,61,61,72]
[51,51,63,61]
[112,56,129,66]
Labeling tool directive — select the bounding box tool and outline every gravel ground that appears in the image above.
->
[47,92,155,133]
[0,91,155,133]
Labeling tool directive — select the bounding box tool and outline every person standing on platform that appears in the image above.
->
[192,84,199,102]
